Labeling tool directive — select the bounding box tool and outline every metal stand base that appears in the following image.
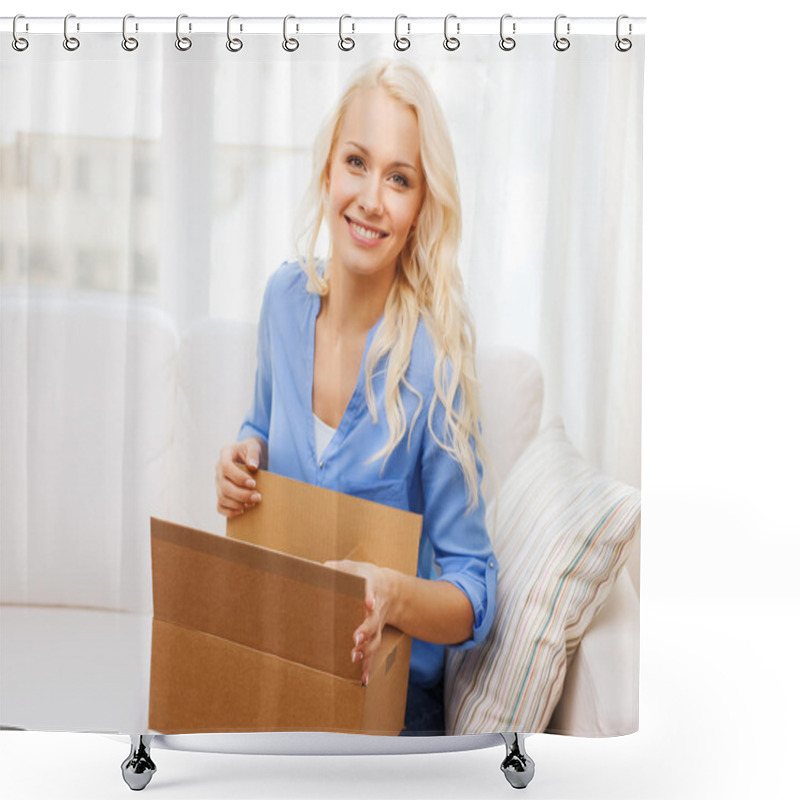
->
[121,735,156,791]
[500,733,535,789]
[118,733,532,789]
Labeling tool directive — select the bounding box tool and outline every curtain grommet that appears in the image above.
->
[12,14,29,51]
[338,14,355,51]
[175,14,192,51]
[443,14,460,51]
[121,14,139,52]
[282,15,299,52]
[499,14,516,51]
[553,14,570,52]
[615,15,632,52]
[394,15,411,51]
[226,15,243,52]
[63,13,80,52]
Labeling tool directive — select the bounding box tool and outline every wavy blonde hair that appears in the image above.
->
[297,60,486,511]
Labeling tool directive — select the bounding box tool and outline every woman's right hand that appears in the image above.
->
[215,436,266,518]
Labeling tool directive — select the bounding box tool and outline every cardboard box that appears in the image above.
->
[149,470,422,735]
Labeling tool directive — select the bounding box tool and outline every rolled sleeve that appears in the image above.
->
[420,390,498,651]
[440,556,497,650]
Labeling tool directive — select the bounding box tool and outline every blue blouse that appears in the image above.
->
[238,262,497,687]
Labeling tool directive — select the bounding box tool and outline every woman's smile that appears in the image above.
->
[345,215,389,247]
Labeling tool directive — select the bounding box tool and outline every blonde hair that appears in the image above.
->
[297,60,486,511]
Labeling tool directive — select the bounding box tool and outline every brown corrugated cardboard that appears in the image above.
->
[226,468,421,577]
[149,471,422,735]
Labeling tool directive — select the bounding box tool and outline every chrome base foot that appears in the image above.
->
[121,735,156,791]
[500,733,535,789]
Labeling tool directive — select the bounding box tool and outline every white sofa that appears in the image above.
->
[0,290,638,736]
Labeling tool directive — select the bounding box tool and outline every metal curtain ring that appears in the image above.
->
[615,15,632,52]
[175,14,192,51]
[12,14,29,52]
[338,15,355,51]
[394,15,410,51]
[226,15,243,52]
[122,14,139,51]
[63,13,80,51]
[443,14,460,51]
[283,15,299,52]
[553,14,570,52]
[499,14,516,51]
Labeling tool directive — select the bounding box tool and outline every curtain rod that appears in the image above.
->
[1,16,646,37]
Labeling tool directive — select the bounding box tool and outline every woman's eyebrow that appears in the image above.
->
[344,140,418,173]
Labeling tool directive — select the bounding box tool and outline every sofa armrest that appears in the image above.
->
[546,566,640,737]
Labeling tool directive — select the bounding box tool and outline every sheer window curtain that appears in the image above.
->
[1,29,642,608]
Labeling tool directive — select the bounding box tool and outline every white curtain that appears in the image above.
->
[1,32,642,612]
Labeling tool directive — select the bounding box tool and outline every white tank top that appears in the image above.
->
[313,413,337,461]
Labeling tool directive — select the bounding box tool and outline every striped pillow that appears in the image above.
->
[444,419,640,735]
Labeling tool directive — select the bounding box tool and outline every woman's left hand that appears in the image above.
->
[322,559,396,687]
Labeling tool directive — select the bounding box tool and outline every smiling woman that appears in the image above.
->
[214,60,496,736]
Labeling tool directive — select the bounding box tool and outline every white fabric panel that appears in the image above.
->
[0,291,178,611]
[0,29,642,737]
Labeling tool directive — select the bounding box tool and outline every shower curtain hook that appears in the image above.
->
[283,15,299,52]
[12,15,29,52]
[499,14,516,51]
[443,14,460,51]
[226,15,243,52]
[338,15,355,51]
[175,14,192,51]
[615,15,632,52]
[63,13,80,51]
[553,14,570,52]
[394,15,410,51]
[122,14,139,52]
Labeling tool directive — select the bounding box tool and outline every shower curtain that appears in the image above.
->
[0,16,644,739]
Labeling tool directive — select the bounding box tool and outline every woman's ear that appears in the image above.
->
[323,157,336,201]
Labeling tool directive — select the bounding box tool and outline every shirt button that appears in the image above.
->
[318,459,324,468]
[489,561,495,568]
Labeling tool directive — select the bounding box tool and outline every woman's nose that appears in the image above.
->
[358,178,383,216]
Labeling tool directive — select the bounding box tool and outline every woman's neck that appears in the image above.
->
[321,258,394,336]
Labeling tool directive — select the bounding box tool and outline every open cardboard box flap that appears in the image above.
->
[226,468,421,575]
[149,470,423,735]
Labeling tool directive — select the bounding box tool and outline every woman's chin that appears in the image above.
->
[337,258,396,282]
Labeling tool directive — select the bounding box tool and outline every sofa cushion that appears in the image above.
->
[444,419,640,734]
[474,346,543,502]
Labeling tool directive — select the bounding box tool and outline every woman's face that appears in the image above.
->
[326,86,424,283]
